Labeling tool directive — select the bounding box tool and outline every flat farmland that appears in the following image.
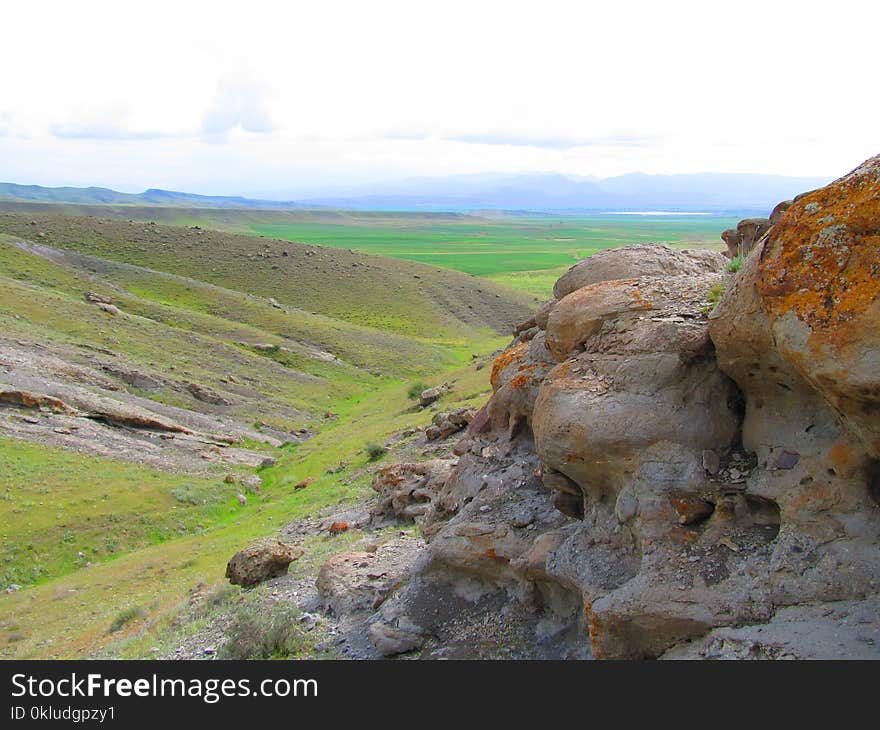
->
[249,214,736,297]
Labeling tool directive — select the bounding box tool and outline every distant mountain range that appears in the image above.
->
[0,183,309,210]
[0,171,835,214]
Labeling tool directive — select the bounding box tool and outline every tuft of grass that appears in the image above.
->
[365,442,387,462]
[726,255,744,273]
[407,381,429,399]
[217,600,307,659]
[108,606,146,634]
[702,282,727,314]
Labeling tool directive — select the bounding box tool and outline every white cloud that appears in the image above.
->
[0,0,877,192]
[201,73,274,138]
[49,103,172,141]
[445,133,657,150]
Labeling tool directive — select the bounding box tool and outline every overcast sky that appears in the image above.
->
[1,0,876,197]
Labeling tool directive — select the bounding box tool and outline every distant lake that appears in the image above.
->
[600,211,714,216]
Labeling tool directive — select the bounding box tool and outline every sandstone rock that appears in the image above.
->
[735,218,772,257]
[0,389,79,415]
[706,153,880,615]
[426,408,475,441]
[769,199,792,225]
[721,228,743,259]
[419,387,442,407]
[316,537,424,618]
[84,292,113,304]
[553,243,725,299]
[187,383,232,406]
[102,364,162,391]
[368,622,423,656]
[96,303,121,316]
[241,474,262,493]
[225,538,302,587]
[371,459,454,523]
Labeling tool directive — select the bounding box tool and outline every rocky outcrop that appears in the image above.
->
[225,538,303,587]
[371,459,455,523]
[0,389,79,415]
[354,155,880,661]
[187,382,232,407]
[425,408,475,441]
[721,218,772,259]
[553,243,725,298]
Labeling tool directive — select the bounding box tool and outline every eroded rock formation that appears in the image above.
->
[320,155,880,659]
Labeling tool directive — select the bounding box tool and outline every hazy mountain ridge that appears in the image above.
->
[1,170,833,213]
[0,182,310,209]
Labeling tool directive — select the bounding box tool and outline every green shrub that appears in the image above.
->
[171,483,228,506]
[193,584,240,619]
[365,442,386,462]
[702,282,727,314]
[217,601,306,659]
[108,606,146,634]
[726,255,744,273]
[708,282,726,303]
[407,381,429,400]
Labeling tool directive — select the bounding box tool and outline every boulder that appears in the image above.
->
[553,243,725,299]
[419,387,443,407]
[426,408,475,441]
[368,622,423,656]
[371,459,454,523]
[225,538,302,587]
[84,292,113,304]
[316,537,424,617]
[187,382,232,406]
[721,228,743,258]
[96,303,121,316]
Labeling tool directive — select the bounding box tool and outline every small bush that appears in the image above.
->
[171,483,228,506]
[365,443,386,462]
[407,381,429,400]
[192,584,240,620]
[109,606,146,634]
[701,282,727,314]
[218,602,306,659]
[726,255,744,273]
[708,282,726,303]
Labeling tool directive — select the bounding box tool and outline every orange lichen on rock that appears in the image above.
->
[0,389,78,414]
[490,342,529,390]
[759,155,880,334]
[509,374,529,389]
[827,442,853,468]
[631,288,654,310]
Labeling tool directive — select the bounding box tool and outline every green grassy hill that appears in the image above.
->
[0,212,533,337]
[0,211,533,658]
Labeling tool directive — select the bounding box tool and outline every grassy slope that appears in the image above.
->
[0,203,733,294]
[0,212,516,658]
[0,364,493,659]
[0,212,534,338]
[0,438,243,588]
